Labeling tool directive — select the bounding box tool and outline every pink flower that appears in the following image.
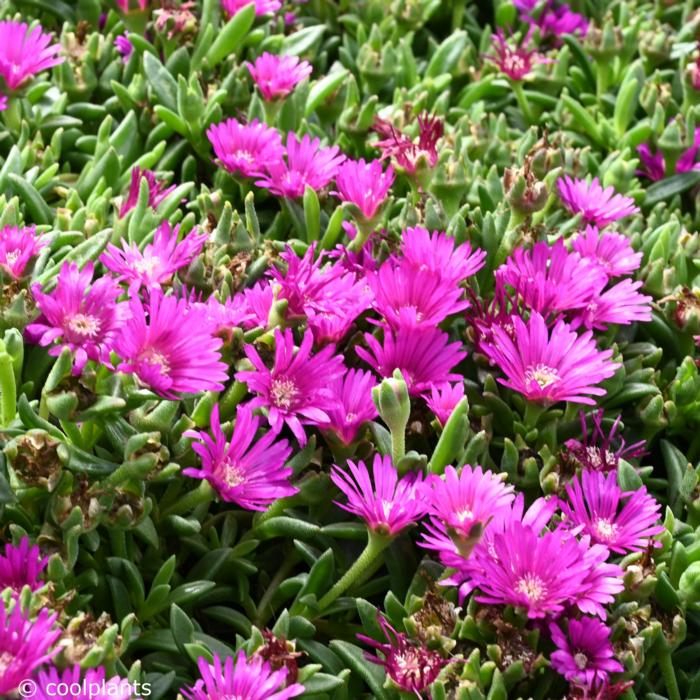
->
[561,470,664,554]
[496,240,607,315]
[247,53,312,100]
[423,382,465,424]
[0,21,63,91]
[0,225,45,279]
[369,259,469,329]
[236,328,345,445]
[33,666,135,700]
[184,404,295,510]
[256,133,346,198]
[419,465,515,567]
[0,604,61,695]
[357,614,448,693]
[0,537,47,593]
[332,158,394,220]
[114,33,133,62]
[114,290,228,398]
[222,0,282,16]
[116,0,149,10]
[571,279,652,331]
[571,225,642,278]
[119,167,176,218]
[101,222,207,293]
[480,312,620,405]
[398,227,485,285]
[637,127,700,181]
[373,113,443,175]
[557,176,640,227]
[357,325,466,395]
[330,454,427,535]
[468,520,597,618]
[0,95,7,111]
[573,537,624,618]
[182,650,304,700]
[26,262,127,375]
[564,409,646,473]
[208,118,284,179]
[237,281,274,329]
[550,617,622,688]
[324,369,378,445]
[484,29,551,81]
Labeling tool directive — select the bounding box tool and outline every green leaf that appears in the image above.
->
[305,69,348,117]
[144,52,178,111]
[617,459,643,491]
[206,3,256,68]
[170,604,196,655]
[329,640,388,700]
[303,185,320,242]
[282,25,326,56]
[645,171,700,205]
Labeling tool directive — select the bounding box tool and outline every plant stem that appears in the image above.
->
[512,82,534,124]
[657,649,681,700]
[316,531,391,611]
[0,349,16,428]
[255,549,300,626]
[391,427,405,467]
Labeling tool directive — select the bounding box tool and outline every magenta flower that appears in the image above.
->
[571,226,642,278]
[116,0,148,10]
[398,227,486,285]
[324,369,378,445]
[496,240,606,315]
[550,618,622,688]
[423,382,465,425]
[369,260,469,329]
[637,128,700,181]
[113,290,227,399]
[564,410,646,473]
[114,33,133,62]
[357,325,466,395]
[247,53,312,100]
[256,133,346,198]
[330,454,427,535]
[357,614,448,693]
[184,404,295,510]
[182,650,304,700]
[0,95,6,111]
[468,521,597,618]
[373,113,443,175]
[237,328,345,445]
[26,262,127,375]
[484,29,551,81]
[269,245,371,342]
[480,312,620,405]
[419,465,515,568]
[222,0,282,16]
[0,604,60,695]
[561,470,664,554]
[0,21,63,91]
[101,222,207,293]
[208,118,284,179]
[557,176,640,227]
[0,224,45,279]
[0,537,47,593]
[34,666,135,700]
[237,281,274,329]
[571,279,652,331]
[119,167,176,218]
[573,537,625,618]
[332,158,395,221]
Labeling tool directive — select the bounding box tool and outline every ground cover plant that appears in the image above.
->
[2,0,700,698]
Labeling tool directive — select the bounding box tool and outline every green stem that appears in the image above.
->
[347,217,373,253]
[451,0,466,30]
[263,99,282,127]
[595,60,609,99]
[317,531,391,612]
[162,480,214,517]
[0,350,16,428]
[512,82,534,124]
[2,97,22,133]
[657,649,681,700]
[391,428,405,467]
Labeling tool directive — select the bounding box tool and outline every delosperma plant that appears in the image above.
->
[2,0,700,699]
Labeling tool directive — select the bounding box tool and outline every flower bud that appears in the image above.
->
[372,370,411,437]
